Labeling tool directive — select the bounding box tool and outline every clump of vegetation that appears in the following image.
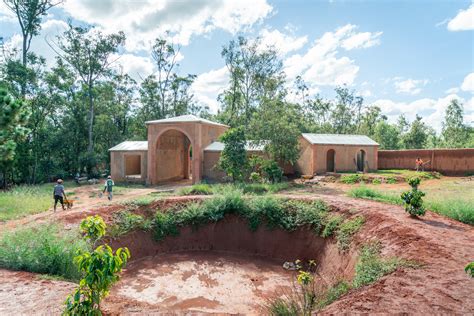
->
[218,127,248,182]
[385,176,397,184]
[372,178,382,185]
[352,241,418,288]
[316,281,351,308]
[0,224,89,280]
[266,260,318,316]
[321,214,344,238]
[336,216,364,251]
[465,262,474,277]
[340,174,363,184]
[401,177,426,217]
[348,186,402,205]
[108,211,150,237]
[64,215,130,315]
[178,183,213,195]
[261,159,284,183]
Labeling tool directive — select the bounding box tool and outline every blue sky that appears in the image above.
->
[1,0,473,131]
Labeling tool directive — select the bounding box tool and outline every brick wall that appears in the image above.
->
[378,148,474,175]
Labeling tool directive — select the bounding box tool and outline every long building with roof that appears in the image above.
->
[109,114,378,184]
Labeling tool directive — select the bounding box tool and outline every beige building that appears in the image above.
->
[109,115,378,183]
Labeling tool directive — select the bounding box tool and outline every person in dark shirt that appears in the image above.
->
[53,179,67,211]
[103,175,115,201]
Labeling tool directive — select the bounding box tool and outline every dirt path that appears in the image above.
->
[0,192,472,314]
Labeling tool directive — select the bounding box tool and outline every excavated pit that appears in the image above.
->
[105,214,357,314]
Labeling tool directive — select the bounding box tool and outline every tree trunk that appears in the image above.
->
[87,83,94,154]
[21,34,27,97]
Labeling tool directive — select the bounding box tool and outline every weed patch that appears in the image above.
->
[336,216,364,251]
[108,211,150,237]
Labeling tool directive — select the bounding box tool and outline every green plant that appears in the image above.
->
[340,174,362,184]
[401,177,426,217]
[321,214,343,238]
[249,171,262,183]
[218,127,248,182]
[466,262,474,277]
[64,215,130,315]
[152,211,179,241]
[372,178,382,185]
[317,281,351,308]
[0,224,89,280]
[385,176,397,184]
[108,211,149,237]
[336,216,364,251]
[178,184,213,195]
[348,186,402,205]
[262,159,283,183]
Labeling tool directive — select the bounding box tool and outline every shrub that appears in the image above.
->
[64,215,130,315]
[249,172,262,183]
[262,160,283,183]
[152,211,179,241]
[340,174,362,184]
[385,176,397,184]
[218,127,248,182]
[179,184,213,195]
[372,178,382,185]
[466,262,474,277]
[401,177,426,217]
[336,216,364,251]
[0,224,89,280]
[108,211,149,237]
[321,214,343,238]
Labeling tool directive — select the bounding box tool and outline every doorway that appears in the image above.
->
[356,149,366,172]
[326,149,335,172]
[155,129,192,182]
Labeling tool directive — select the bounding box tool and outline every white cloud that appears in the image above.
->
[0,2,16,23]
[284,24,382,90]
[258,28,308,56]
[191,66,229,113]
[61,0,273,52]
[447,5,474,31]
[374,94,473,132]
[461,72,474,92]
[445,87,460,94]
[393,78,429,95]
[111,54,156,82]
[341,31,383,50]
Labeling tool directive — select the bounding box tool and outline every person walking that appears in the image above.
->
[53,179,67,211]
[103,175,115,201]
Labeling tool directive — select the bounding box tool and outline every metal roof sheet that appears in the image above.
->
[109,141,148,151]
[302,133,379,146]
[204,141,266,152]
[145,114,228,127]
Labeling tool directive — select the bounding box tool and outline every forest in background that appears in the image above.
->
[1,0,473,186]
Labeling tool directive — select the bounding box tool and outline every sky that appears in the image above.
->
[1,0,473,132]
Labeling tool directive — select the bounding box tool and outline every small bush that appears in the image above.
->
[0,224,89,281]
[249,172,262,183]
[353,242,402,288]
[465,262,474,277]
[340,174,362,184]
[152,211,179,241]
[372,178,382,185]
[336,216,364,251]
[262,160,284,183]
[321,214,344,238]
[385,176,397,184]
[401,177,426,217]
[179,184,213,195]
[108,211,149,237]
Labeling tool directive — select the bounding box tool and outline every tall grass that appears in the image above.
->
[178,182,290,196]
[0,185,53,221]
[0,224,89,281]
[348,186,474,225]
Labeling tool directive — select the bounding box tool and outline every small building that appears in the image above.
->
[109,115,379,184]
[296,133,379,175]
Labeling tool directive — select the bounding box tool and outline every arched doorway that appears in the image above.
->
[356,149,366,172]
[326,149,335,172]
[155,129,192,183]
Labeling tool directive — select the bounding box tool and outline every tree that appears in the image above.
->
[249,98,301,165]
[402,115,428,149]
[0,87,29,186]
[4,0,62,95]
[358,105,385,137]
[331,86,365,134]
[54,24,125,165]
[441,99,468,148]
[373,121,400,149]
[218,36,285,127]
[218,127,248,182]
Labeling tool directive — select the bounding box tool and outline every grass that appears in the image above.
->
[348,185,474,225]
[178,182,290,196]
[336,216,365,251]
[108,210,151,237]
[0,182,76,221]
[0,223,89,281]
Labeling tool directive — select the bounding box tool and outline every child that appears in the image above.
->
[103,176,114,201]
[53,179,67,211]
[415,157,424,172]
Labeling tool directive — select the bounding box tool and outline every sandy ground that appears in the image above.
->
[0,181,473,314]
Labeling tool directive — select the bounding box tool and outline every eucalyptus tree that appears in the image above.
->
[53,24,125,164]
[441,99,469,148]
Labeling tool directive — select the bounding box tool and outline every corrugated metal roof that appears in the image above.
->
[204,141,266,152]
[109,141,148,151]
[145,114,228,127]
[302,133,379,146]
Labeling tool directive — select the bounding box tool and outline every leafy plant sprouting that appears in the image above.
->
[466,262,474,277]
[401,177,426,217]
[64,215,130,315]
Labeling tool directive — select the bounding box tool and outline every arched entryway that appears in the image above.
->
[356,149,366,172]
[155,129,192,183]
[326,149,335,172]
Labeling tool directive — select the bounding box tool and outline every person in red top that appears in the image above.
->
[415,157,424,171]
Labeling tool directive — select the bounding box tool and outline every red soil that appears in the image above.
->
[0,192,472,314]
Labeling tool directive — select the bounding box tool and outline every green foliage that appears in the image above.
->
[353,242,407,288]
[373,120,401,150]
[321,214,344,238]
[64,215,130,315]
[178,183,213,195]
[317,281,351,308]
[340,174,364,184]
[0,224,89,280]
[152,211,179,241]
[262,159,284,183]
[108,211,149,237]
[336,216,365,251]
[372,178,382,185]
[441,99,469,148]
[80,215,107,244]
[465,262,474,277]
[402,115,428,149]
[64,245,130,315]
[267,298,300,316]
[401,177,426,217]
[0,88,30,175]
[385,176,397,184]
[249,171,262,183]
[218,127,248,181]
[348,186,402,205]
